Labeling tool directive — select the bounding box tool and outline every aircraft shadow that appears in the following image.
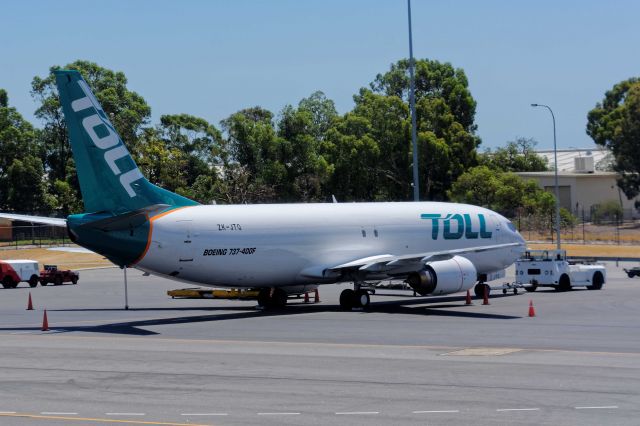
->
[0,294,521,336]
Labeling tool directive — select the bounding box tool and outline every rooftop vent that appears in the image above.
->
[574,156,595,173]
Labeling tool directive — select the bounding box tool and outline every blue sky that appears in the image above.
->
[2,0,638,150]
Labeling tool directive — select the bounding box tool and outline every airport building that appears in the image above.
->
[516,148,640,220]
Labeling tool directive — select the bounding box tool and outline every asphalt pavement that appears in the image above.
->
[0,261,639,425]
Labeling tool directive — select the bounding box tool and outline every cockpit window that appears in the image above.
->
[506,221,517,232]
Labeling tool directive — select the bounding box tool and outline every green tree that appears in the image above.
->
[448,166,554,218]
[587,78,640,198]
[480,137,548,172]
[221,107,283,202]
[298,91,338,141]
[277,105,333,201]
[0,89,49,211]
[6,156,53,213]
[159,114,225,184]
[368,58,480,200]
[31,60,151,211]
[136,128,189,192]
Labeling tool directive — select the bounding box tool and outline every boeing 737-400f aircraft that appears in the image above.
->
[0,70,526,309]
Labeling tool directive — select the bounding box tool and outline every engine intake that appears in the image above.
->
[407,255,477,296]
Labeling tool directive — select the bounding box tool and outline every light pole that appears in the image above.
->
[531,103,561,250]
[408,0,419,201]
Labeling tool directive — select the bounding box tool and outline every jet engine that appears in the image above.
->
[406,255,477,296]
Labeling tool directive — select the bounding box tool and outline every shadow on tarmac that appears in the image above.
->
[0,294,521,336]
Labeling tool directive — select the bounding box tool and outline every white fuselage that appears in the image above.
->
[136,202,526,288]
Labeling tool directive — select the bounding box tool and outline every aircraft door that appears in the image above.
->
[176,219,194,266]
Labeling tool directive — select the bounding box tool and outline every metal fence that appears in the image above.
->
[516,213,640,245]
[0,224,69,249]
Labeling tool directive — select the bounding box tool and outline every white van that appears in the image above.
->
[0,260,40,288]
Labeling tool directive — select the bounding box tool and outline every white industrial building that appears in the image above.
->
[516,148,639,219]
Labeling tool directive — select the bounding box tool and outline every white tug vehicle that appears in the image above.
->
[516,249,606,292]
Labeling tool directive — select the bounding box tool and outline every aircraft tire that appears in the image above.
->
[354,290,370,308]
[257,288,271,307]
[272,288,288,308]
[339,289,355,310]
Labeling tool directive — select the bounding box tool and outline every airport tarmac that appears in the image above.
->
[0,262,639,425]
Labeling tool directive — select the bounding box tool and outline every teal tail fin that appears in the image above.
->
[54,70,198,214]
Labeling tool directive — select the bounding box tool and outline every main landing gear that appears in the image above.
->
[339,282,371,310]
[257,287,288,309]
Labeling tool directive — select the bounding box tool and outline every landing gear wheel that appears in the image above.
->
[29,275,38,288]
[525,284,538,292]
[587,272,604,290]
[257,288,288,309]
[354,290,370,308]
[474,283,488,298]
[257,288,271,307]
[271,288,288,308]
[339,289,355,310]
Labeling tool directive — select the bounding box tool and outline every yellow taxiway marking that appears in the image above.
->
[0,412,212,426]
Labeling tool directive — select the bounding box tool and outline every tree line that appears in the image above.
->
[1,59,635,223]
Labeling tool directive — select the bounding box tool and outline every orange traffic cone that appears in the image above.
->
[41,310,49,331]
[314,289,320,303]
[465,290,472,305]
[528,300,536,317]
[482,285,490,305]
[27,292,34,310]
[304,292,309,303]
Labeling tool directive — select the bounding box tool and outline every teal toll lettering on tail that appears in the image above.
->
[55,70,198,266]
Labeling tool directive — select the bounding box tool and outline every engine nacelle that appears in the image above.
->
[407,256,477,296]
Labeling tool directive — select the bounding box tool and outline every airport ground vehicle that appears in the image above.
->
[0,260,40,288]
[515,250,606,291]
[624,267,640,278]
[39,265,79,286]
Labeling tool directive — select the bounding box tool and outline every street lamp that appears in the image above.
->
[531,103,561,250]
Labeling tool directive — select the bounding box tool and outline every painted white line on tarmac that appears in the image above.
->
[413,410,460,414]
[0,411,17,414]
[257,412,300,415]
[575,406,618,410]
[41,412,78,415]
[181,413,229,416]
[105,412,146,416]
[335,411,379,415]
[496,408,540,412]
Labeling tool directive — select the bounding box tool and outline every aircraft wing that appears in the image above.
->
[327,242,523,274]
[0,213,67,227]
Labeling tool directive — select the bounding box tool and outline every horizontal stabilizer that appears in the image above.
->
[0,213,67,227]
